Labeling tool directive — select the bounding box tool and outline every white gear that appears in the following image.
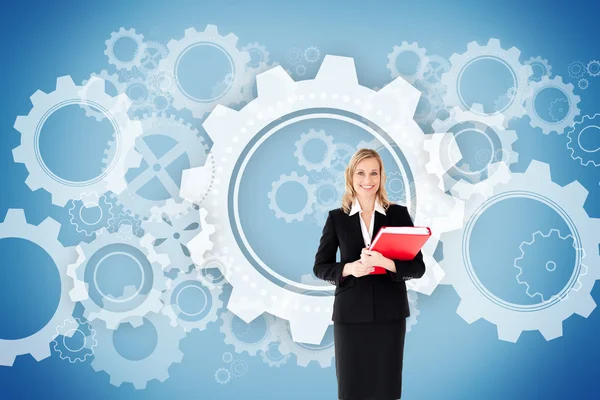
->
[525,56,552,81]
[285,47,303,65]
[67,233,170,329]
[80,70,126,121]
[52,318,97,363]
[89,312,185,389]
[219,310,278,356]
[241,42,270,67]
[303,46,321,63]
[13,76,143,206]
[259,341,292,367]
[138,40,169,74]
[109,210,142,240]
[440,160,600,342]
[386,41,430,82]
[104,27,147,71]
[566,114,600,167]
[180,56,465,345]
[567,61,586,79]
[0,209,78,366]
[586,60,600,77]
[215,367,231,384]
[525,75,581,134]
[158,25,251,119]
[68,191,115,236]
[441,38,533,125]
[294,129,337,172]
[196,251,235,290]
[267,171,317,223]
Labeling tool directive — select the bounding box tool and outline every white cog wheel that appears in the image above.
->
[441,38,533,125]
[241,42,270,67]
[139,40,169,74]
[586,60,600,77]
[67,233,170,329]
[89,312,185,389]
[13,76,143,206]
[52,318,97,363]
[259,341,292,367]
[422,54,451,86]
[566,114,600,167]
[440,160,600,342]
[196,251,235,290]
[215,367,231,384]
[525,56,552,82]
[525,75,581,134]
[304,46,321,63]
[0,209,78,366]
[267,171,317,223]
[104,27,147,71]
[294,129,337,172]
[180,56,465,345]
[80,70,126,121]
[219,310,278,356]
[158,25,251,119]
[161,273,223,332]
[386,41,430,82]
[567,61,586,79]
[68,191,115,236]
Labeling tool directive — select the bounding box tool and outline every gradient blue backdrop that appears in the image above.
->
[1,0,599,398]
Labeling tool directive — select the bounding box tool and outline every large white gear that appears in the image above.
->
[427,105,517,200]
[104,27,147,71]
[268,171,317,223]
[13,76,143,207]
[67,233,170,329]
[161,273,223,332]
[219,310,278,356]
[89,312,185,389]
[386,41,430,82]
[158,25,251,119]
[441,38,533,125]
[525,75,581,135]
[180,56,465,345]
[294,129,337,172]
[566,113,600,167]
[440,160,600,342]
[0,209,78,366]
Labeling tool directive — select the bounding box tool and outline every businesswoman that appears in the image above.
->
[313,148,426,400]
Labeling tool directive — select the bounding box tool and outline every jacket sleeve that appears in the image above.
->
[387,206,426,282]
[313,210,349,287]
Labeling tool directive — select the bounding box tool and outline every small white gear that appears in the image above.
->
[138,40,169,74]
[215,367,231,384]
[148,90,173,112]
[386,41,430,82]
[313,177,346,213]
[52,318,97,363]
[578,78,589,90]
[0,209,78,366]
[586,60,600,77]
[303,46,320,63]
[259,341,292,367]
[268,171,317,223]
[422,54,451,86]
[514,229,586,302]
[158,25,251,119]
[285,47,303,65]
[109,210,142,240]
[525,56,552,82]
[219,310,278,356]
[13,76,143,206]
[67,233,170,329]
[123,77,153,112]
[548,98,568,122]
[441,38,533,125]
[568,61,587,79]
[241,42,270,68]
[526,75,581,134]
[161,273,223,332]
[89,312,185,389]
[80,70,126,121]
[196,251,235,289]
[294,129,337,172]
[104,27,147,71]
[566,114,600,167]
[295,64,307,76]
[68,192,115,236]
[440,160,600,342]
[229,358,248,377]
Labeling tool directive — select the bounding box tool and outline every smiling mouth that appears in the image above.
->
[360,185,374,190]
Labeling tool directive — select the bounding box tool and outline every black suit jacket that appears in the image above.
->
[313,203,426,323]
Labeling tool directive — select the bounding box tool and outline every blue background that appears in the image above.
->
[1,0,600,398]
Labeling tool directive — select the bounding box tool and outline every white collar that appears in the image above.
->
[349,197,386,216]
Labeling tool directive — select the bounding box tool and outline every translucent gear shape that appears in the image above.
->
[161,273,223,332]
[313,177,346,214]
[104,27,147,71]
[285,47,303,65]
[578,78,589,90]
[267,171,317,223]
[158,25,251,119]
[422,54,451,87]
[526,75,581,134]
[386,41,430,82]
[294,129,337,172]
[241,42,270,68]
[123,77,153,113]
[80,70,126,121]
[567,61,587,79]
[549,98,568,122]
[514,229,586,302]
[229,358,248,377]
[219,310,278,356]
[13,76,144,206]
[196,251,235,290]
[566,113,600,167]
[109,210,142,240]
[215,367,231,384]
[67,233,170,329]
[441,38,533,124]
[89,312,185,389]
[180,56,466,346]
[0,209,77,366]
[68,192,115,237]
[52,318,97,363]
[525,56,552,82]
[138,40,169,75]
[440,160,600,342]
[303,46,321,63]
[427,105,518,200]
[259,341,292,367]
[586,60,600,77]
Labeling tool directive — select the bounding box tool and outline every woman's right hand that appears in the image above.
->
[349,260,375,278]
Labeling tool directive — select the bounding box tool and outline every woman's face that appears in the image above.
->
[352,157,381,200]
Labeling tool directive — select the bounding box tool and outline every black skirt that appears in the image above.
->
[334,318,406,400]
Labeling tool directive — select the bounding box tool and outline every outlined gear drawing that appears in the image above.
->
[294,129,337,172]
[268,171,317,223]
[13,76,143,206]
[67,233,169,329]
[181,56,465,345]
[158,25,251,119]
[577,78,589,90]
[548,98,569,122]
[215,367,232,384]
[229,358,248,377]
[285,47,303,65]
[259,341,292,367]
[567,61,586,79]
[104,27,147,71]
[109,210,142,240]
[514,229,586,302]
[89,312,185,389]
[440,160,600,342]
[525,75,581,134]
[441,38,533,124]
[52,318,97,363]
[0,209,77,366]
[386,41,430,82]
[196,251,235,290]
[566,113,600,167]
[422,54,451,86]
[304,46,321,63]
[220,310,278,356]
[586,60,600,77]
[68,192,115,237]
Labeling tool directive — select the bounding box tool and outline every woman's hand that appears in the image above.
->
[350,260,374,278]
[360,248,391,270]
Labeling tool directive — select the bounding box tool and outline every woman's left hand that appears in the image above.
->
[360,248,391,270]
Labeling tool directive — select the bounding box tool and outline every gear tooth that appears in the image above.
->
[38,216,62,238]
[204,24,218,35]
[24,175,42,191]
[203,105,238,136]
[497,325,521,343]
[3,208,27,225]
[316,56,358,87]
[224,32,239,45]
[12,145,26,163]
[29,90,47,107]
[56,75,76,90]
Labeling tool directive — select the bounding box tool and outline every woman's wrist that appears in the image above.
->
[342,263,353,277]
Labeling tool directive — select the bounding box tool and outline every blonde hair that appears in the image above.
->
[341,148,391,214]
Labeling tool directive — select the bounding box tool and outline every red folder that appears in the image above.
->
[366,226,432,275]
